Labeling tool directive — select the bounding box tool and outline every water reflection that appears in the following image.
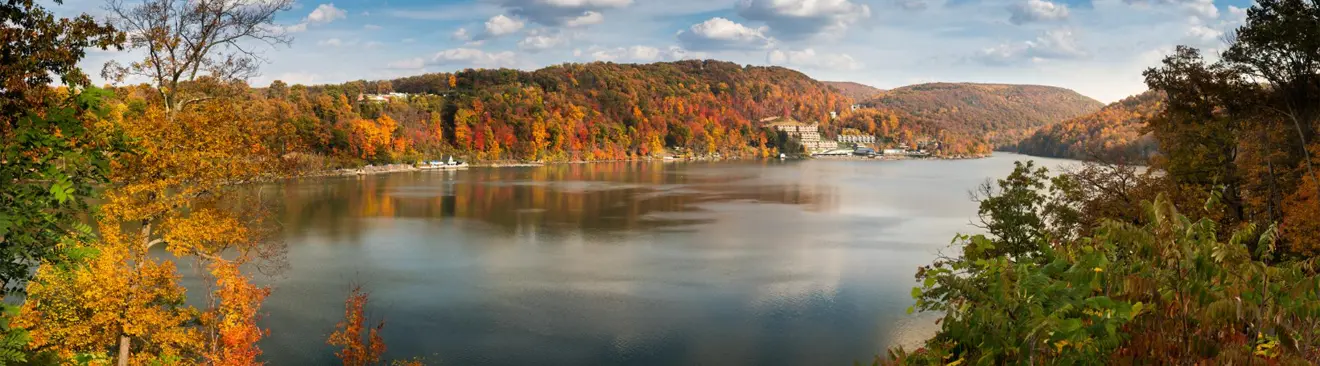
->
[244,155,1074,365]
[274,161,835,243]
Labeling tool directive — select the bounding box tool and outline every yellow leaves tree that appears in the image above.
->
[453,108,475,151]
[349,115,400,162]
[20,98,283,365]
[18,222,201,364]
[528,116,549,161]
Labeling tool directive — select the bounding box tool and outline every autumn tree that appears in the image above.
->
[1143,46,1256,224]
[328,286,386,366]
[1222,0,1320,201]
[103,0,294,116]
[0,0,123,362]
[18,1,296,357]
[19,95,286,364]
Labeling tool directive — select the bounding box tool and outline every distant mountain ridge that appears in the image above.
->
[1014,91,1165,162]
[861,82,1104,147]
[822,81,885,101]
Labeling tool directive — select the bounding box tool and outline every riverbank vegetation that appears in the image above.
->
[887,0,1320,363]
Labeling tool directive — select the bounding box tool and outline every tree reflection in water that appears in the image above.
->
[263,161,835,245]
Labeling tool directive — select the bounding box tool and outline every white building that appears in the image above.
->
[764,117,839,152]
[838,134,875,144]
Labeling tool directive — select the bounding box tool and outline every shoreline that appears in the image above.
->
[811,153,990,161]
[295,153,993,179]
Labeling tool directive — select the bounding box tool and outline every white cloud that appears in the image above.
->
[1179,3,1247,47]
[306,3,348,24]
[1227,5,1248,20]
[281,3,347,33]
[519,29,570,52]
[485,14,526,37]
[767,48,862,71]
[454,14,528,43]
[1009,0,1069,25]
[677,17,773,51]
[431,48,520,68]
[452,28,471,41]
[737,0,871,40]
[563,11,605,27]
[1123,0,1219,20]
[591,46,659,62]
[317,38,344,47]
[1185,23,1222,43]
[1182,0,1218,19]
[977,29,1087,65]
[587,45,702,62]
[495,0,631,27]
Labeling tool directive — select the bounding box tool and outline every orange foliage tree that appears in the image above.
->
[328,286,386,366]
[349,115,401,162]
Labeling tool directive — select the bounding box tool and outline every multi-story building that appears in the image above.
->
[763,117,838,152]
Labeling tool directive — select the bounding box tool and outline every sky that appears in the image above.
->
[58,0,1257,103]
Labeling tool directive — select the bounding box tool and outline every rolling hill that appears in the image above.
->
[822,81,885,101]
[861,83,1104,147]
[1013,91,1164,162]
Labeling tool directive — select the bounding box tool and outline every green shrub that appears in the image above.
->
[890,163,1320,365]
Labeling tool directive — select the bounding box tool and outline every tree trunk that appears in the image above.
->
[118,219,153,366]
[117,335,131,366]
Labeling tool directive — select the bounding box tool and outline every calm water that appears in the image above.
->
[221,153,1073,365]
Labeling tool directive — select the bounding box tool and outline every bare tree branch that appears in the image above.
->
[102,0,293,117]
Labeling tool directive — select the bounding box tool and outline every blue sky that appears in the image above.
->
[61,0,1257,103]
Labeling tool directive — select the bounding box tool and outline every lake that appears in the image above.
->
[222,153,1075,365]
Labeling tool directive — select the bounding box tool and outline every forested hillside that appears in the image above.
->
[863,83,1104,147]
[1013,91,1164,161]
[128,60,851,165]
[119,60,992,168]
[822,81,885,101]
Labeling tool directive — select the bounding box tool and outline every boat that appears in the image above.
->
[419,156,468,170]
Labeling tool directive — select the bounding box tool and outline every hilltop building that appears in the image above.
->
[358,92,411,103]
[762,116,838,152]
